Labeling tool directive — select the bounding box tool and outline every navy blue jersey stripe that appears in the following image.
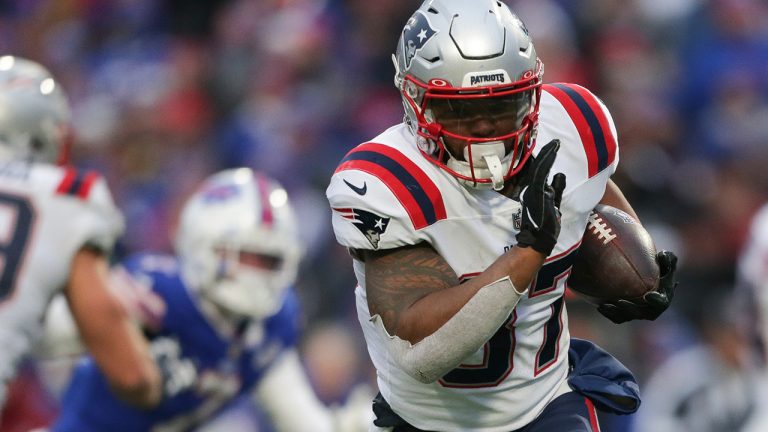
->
[551,84,609,172]
[64,171,86,196]
[341,150,437,225]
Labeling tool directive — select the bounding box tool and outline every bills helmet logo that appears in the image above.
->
[200,183,240,203]
[334,207,390,249]
[401,11,437,69]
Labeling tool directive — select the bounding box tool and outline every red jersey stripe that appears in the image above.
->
[336,143,446,229]
[55,167,77,195]
[358,144,447,221]
[76,172,100,199]
[563,83,617,171]
[545,83,617,176]
[337,158,429,229]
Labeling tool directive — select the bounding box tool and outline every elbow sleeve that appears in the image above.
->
[370,276,525,383]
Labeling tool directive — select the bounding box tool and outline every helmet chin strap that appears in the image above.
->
[447,140,508,191]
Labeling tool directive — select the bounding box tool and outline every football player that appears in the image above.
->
[0,56,162,409]
[738,203,768,361]
[736,203,768,432]
[326,1,678,430]
[53,168,371,432]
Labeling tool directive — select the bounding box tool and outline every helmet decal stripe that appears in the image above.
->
[336,143,446,229]
[544,84,617,177]
[254,173,274,228]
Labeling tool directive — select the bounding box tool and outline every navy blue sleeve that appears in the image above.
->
[264,288,303,348]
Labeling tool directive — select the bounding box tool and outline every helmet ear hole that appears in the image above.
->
[30,137,45,152]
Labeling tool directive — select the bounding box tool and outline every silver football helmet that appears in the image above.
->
[393,0,543,190]
[175,168,303,320]
[0,56,72,164]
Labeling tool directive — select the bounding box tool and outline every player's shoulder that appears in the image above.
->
[13,163,121,216]
[118,253,179,330]
[327,123,445,250]
[49,165,115,207]
[748,203,768,235]
[539,82,618,180]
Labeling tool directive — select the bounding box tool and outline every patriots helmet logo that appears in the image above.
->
[402,11,437,69]
[334,207,391,249]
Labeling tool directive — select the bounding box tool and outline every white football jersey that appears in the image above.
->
[0,157,123,401]
[327,83,618,431]
[738,203,768,358]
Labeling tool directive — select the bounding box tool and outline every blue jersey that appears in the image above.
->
[53,253,302,432]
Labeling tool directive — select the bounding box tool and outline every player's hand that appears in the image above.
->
[151,337,198,398]
[515,139,566,257]
[332,383,375,432]
[597,251,678,324]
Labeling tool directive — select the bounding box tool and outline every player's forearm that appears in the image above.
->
[361,217,547,383]
[107,324,163,408]
[389,245,544,344]
[84,303,162,408]
[67,250,162,408]
[255,351,336,432]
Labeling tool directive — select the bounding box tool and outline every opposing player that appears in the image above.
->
[0,56,162,408]
[326,1,678,430]
[53,168,370,432]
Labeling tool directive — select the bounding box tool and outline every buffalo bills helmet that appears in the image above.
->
[176,168,303,319]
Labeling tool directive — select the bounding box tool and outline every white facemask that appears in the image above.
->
[205,267,285,320]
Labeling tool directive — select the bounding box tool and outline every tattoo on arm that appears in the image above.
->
[365,243,458,334]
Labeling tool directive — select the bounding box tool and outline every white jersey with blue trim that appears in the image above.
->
[327,83,619,431]
[0,158,123,402]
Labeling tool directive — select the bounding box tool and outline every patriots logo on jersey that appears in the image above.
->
[333,207,390,249]
[402,11,437,69]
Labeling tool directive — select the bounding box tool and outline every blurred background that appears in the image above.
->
[2,0,768,430]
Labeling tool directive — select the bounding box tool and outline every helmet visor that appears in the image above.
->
[216,247,284,273]
[426,90,534,136]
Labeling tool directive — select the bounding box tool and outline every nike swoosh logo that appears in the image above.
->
[343,179,367,195]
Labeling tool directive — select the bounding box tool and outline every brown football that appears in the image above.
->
[568,204,659,303]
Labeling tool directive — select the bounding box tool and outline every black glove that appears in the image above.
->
[597,251,678,324]
[151,337,198,398]
[515,139,566,256]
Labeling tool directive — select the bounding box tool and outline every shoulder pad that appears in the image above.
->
[55,167,101,200]
[327,143,446,250]
[55,167,125,252]
[542,83,618,178]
